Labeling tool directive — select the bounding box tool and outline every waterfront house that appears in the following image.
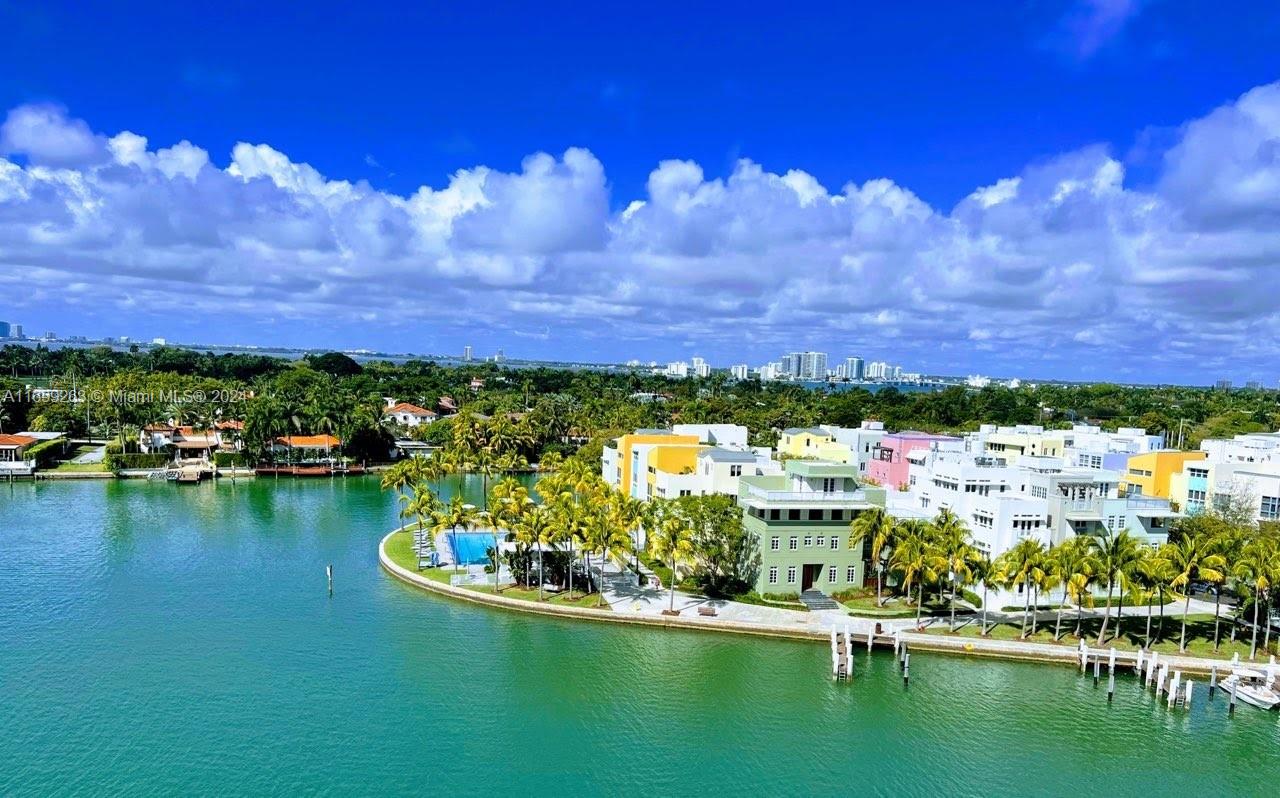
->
[739,460,886,596]
[272,434,342,463]
[0,433,38,476]
[383,400,438,427]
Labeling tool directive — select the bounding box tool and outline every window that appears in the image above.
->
[1262,496,1280,520]
[831,509,845,521]
[786,565,797,584]
[770,536,780,551]
[769,509,780,521]
[679,490,692,497]
[831,536,840,550]
[803,535,813,547]
[816,535,825,548]
[828,566,838,582]
[730,464,742,477]
[789,536,798,551]
[788,509,801,521]
[768,566,778,584]
[808,509,823,521]
[847,565,857,582]
[1188,468,1208,479]
[1188,489,1206,504]
[821,477,838,493]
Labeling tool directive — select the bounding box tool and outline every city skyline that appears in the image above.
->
[3,3,1280,383]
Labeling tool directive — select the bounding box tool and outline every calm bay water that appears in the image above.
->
[3,477,1278,796]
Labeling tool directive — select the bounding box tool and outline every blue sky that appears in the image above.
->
[1,1,1279,382]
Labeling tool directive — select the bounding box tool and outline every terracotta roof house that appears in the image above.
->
[0,434,39,475]
[383,402,438,427]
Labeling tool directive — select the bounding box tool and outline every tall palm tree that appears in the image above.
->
[1233,539,1280,660]
[931,508,976,632]
[1134,548,1174,648]
[1165,535,1227,652]
[516,505,555,599]
[998,538,1046,639]
[1208,527,1245,651]
[889,520,939,628]
[849,507,895,607]
[648,512,695,613]
[432,496,478,574]
[1089,530,1144,645]
[1049,541,1085,642]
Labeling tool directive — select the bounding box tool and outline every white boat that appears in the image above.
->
[1222,669,1280,710]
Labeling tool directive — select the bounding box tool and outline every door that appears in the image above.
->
[802,564,822,591]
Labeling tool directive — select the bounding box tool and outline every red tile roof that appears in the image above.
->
[384,402,436,417]
[275,434,341,448]
[0,434,37,447]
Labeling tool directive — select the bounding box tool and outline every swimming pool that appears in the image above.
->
[445,531,497,565]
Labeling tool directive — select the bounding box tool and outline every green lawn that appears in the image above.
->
[385,531,610,609]
[918,610,1277,662]
[49,461,110,473]
[841,593,949,619]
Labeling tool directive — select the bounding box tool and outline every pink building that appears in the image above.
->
[867,431,961,489]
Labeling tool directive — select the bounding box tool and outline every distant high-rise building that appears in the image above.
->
[463,345,473,362]
[152,337,166,345]
[494,348,505,363]
[1215,379,1233,391]
[844,357,865,381]
[13,324,24,339]
[730,364,749,380]
[1245,380,1262,390]
[801,352,827,380]
[779,353,796,378]
[0,321,10,338]
[665,361,689,378]
[691,356,711,378]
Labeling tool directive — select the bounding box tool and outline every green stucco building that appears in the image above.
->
[738,460,886,596]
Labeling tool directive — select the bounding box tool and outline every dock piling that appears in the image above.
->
[1229,681,1238,715]
[1184,680,1193,709]
[327,564,333,597]
[1209,665,1217,698]
[1093,656,1100,687]
[1107,670,1115,703]
[903,653,910,687]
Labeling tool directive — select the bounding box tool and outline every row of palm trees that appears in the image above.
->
[851,505,1280,658]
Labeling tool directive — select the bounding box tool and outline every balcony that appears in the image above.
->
[742,483,868,504]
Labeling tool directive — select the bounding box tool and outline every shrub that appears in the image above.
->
[960,588,982,609]
[213,451,249,467]
[104,452,171,473]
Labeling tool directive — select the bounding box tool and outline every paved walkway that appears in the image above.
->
[72,445,107,464]
[598,560,915,636]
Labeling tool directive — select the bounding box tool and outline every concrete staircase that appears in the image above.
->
[799,590,841,611]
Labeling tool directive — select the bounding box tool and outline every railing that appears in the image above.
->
[1125,496,1169,509]
[742,484,868,503]
[0,459,36,471]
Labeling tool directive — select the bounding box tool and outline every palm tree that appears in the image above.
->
[972,554,996,636]
[931,508,976,631]
[648,511,695,613]
[1233,539,1280,660]
[516,506,555,599]
[1165,535,1227,652]
[1061,537,1098,641]
[1208,526,1245,651]
[888,520,939,628]
[432,496,478,574]
[849,507,895,607]
[1134,549,1174,648]
[998,538,1046,639]
[1089,530,1144,645]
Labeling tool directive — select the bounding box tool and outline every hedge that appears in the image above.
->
[105,452,171,472]
[213,451,250,467]
[25,438,66,466]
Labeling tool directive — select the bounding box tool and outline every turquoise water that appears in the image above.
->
[445,531,498,565]
[3,477,1279,796]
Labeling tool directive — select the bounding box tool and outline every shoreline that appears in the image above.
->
[379,530,1237,675]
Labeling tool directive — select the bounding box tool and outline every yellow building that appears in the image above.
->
[604,431,702,497]
[645,443,706,499]
[777,427,854,464]
[1122,450,1209,499]
[982,426,1064,464]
